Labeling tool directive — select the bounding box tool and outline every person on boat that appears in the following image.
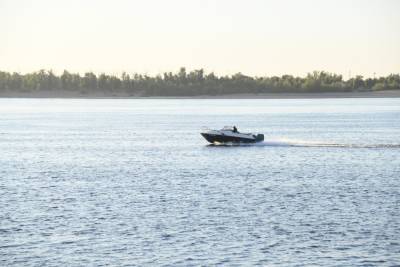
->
[233,126,238,133]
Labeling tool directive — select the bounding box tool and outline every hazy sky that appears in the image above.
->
[1,0,399,77]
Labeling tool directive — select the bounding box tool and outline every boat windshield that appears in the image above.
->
[222,126,234,131]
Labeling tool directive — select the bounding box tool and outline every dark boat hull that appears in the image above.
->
[201,133,264,144]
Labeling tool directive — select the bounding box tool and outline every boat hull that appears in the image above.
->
[201,133,264,144]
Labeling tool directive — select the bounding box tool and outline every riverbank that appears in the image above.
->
[1,89,400,99]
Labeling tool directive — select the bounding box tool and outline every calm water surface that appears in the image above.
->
[1,98,400,266]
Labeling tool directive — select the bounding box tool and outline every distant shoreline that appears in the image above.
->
[1,90,400,99]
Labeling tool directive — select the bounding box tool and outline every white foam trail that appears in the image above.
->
[209,138,400,148]
[263,138,400,148]
[262,138,340,147]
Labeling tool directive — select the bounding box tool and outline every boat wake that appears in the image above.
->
[208,138,400,148]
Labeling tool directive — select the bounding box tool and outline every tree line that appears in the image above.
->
[0,68,399,96]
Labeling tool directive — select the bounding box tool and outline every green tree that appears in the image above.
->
[82,72,97,92]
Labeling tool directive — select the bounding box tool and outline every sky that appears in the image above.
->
[1,0,399,77]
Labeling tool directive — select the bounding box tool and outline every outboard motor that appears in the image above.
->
[255,134,264,142]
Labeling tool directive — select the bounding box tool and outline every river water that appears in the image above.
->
[1,98,400,266]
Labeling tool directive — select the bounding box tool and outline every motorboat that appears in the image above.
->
[201,126,264,144]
